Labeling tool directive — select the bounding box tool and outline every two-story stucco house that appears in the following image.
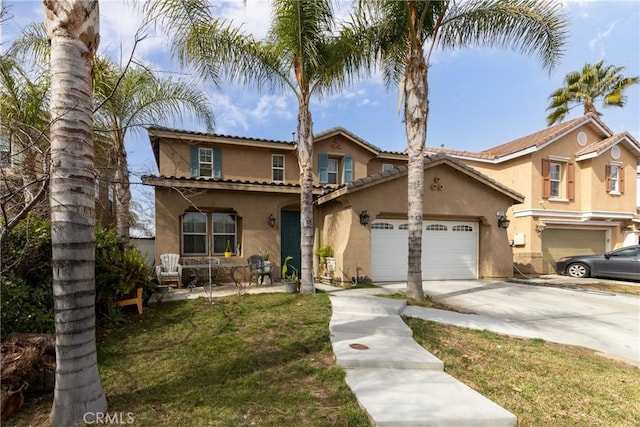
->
[142,126,524,283]
[426,114,640,274]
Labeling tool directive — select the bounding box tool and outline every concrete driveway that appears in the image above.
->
[380,279,640,366]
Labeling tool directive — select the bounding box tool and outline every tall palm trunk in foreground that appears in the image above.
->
[44,1,107,425]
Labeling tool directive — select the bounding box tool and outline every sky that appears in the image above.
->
[2,0,639,189]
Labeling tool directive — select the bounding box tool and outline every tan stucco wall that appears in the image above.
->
[157,137,300,184]
[154,187,298,277]
[316,163,518,281]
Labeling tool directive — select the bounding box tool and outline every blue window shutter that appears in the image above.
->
[190,146,199,177]
[318,153,328,184]
[213,148,222,179]
[343,156,353,183]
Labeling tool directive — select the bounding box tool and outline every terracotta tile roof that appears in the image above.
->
[148,125,294,145]
[424,113,614,162]
[141,174,331,193]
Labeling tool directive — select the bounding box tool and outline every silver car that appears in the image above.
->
[555,245,640,281]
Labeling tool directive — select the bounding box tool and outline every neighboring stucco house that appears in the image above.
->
[426,114,640,274]
[142,126,522,283]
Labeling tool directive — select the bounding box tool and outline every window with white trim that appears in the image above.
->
[542,157,574,201]
[327,158,338,184]
[318,153,354,184]
[199,148,214,177]
[549,162,562,197]
[606,163,623,194]
[212,213,236,254]
[190,146,222,178]
[272,154,284,181]
[183,212,207,255]
[452,225,473,232]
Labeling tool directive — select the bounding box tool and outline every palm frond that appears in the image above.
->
[438,0,568,71]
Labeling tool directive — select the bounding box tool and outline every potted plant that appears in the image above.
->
[316,245,336,278]
[259,248,271,273]
[281,255,299,293]
[316,245,333,277]
[224,240,233,258]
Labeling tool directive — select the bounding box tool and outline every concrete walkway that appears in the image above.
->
[326,290,517,427]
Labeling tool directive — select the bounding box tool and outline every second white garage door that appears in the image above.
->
[371,219,478,281]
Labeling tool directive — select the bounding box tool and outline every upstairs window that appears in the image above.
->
[318,154,353,184]
[190,146,221,178]
[549,162,561,197]
[542,158,574,201]
[272,154,284,181]
[327,158,338,184]
[606,164,623,194]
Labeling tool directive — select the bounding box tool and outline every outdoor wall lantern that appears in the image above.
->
[268,214,276,227]
[359,210,370,226]
[497,215,511,229]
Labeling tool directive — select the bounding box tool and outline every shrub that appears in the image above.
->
[95,244,155,308]
[0,276,54,340]
[1,218,155,337]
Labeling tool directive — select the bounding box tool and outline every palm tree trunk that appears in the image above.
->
[114,140,130,244]
[45,1,107,425]
[298,100,315,294]
[404,51,428,300]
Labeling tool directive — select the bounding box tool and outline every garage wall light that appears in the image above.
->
[497,215,511,229]
[359,210,370,226]
[268,214,276,227]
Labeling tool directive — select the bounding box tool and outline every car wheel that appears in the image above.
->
[567,263,589,278]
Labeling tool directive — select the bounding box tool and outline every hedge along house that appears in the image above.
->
[142,126,523,283]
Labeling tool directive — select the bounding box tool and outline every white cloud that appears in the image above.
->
[588,20,619,56]
[208,93,249,134]
[250,95,293,121]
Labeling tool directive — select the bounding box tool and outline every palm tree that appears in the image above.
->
[546,60,639,125]
[44,1,108,425]
[0,53,51,243]
[145,0,366,294]
[353,0,568,299]
[92,57,215,243]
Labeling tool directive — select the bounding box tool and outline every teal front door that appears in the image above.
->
[280,211,301,276]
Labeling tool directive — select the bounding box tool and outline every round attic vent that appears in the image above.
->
[577,131,587,146]
[611,145,621,160]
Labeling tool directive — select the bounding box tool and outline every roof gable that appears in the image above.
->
[575,131,640,161]
[317,153,524,205]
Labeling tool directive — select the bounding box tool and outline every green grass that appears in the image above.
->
[407,318,640,427]
[10,294,369,427]
[11,292,640,427]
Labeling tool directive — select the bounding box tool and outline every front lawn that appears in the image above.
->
[10,292,640,426]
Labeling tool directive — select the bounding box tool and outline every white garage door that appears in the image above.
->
[371,219,478,281]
